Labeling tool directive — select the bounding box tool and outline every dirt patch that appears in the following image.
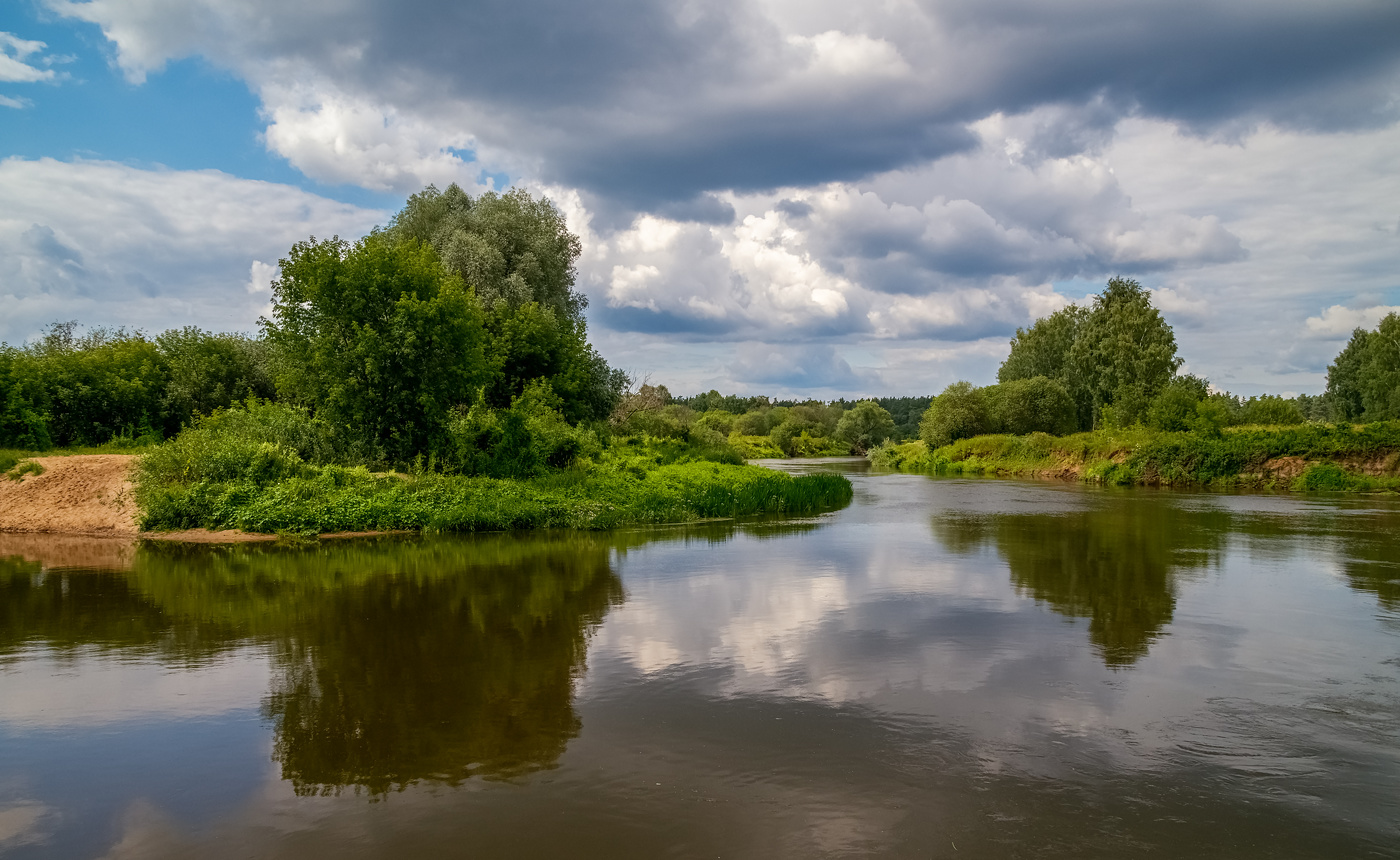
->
[1262,456,1309,481]
[0,455,138,535]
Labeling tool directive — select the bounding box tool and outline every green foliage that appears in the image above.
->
[986,376,1077,436]
[1069,277,1182,427]
[135,400,331,494]
[263,235,490,466]
[1240,394,1305,426]
[386,184,586,322]
[1326,327,1373,420]
[1358,313,1400,421]
[483,300,623,423]
[694,409,737,436]
[882,421,1400,493]
[1188,397,1233,436]
[834,401,896,453]
[4,323,167,448]
[919,381,991,448]
[445,382,598,479]
[1001,279,1181,430]
[136,458,853,534]
[155,327,274,432]
[1146,377,1207,432]
[999,305,1088,387]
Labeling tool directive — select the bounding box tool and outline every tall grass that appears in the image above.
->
[136,461,854,534]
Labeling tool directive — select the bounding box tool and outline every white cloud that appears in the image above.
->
[0,32,55,83]
[1304,304,1400,338]
[0,158,384,344]
[27,0,1400,394]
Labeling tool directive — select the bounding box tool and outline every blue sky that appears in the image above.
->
[3,0,1399,397]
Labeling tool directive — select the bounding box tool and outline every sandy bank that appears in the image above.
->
[0,455,406,544]
[0,455,139,536]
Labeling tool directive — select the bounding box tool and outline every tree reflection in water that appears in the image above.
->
[0,534,627,795]
[932,494,1229,666]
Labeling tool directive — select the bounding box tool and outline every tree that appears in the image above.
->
[988,376,1077,436]
[1358,313,1400,421]
[386,185,623,422]
[262,235,489,464]
[1325,327,1373,421]
[1067,277,1182,427]
[919,381,991,448]
[835,401,896,453]
[385,184,586,322]
[156,327,275,433]
[999,305,1088,386]
[1146,375,1210,432]
[1240,395,1305,426]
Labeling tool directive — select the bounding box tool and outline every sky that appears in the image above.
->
[1,0,1398,398]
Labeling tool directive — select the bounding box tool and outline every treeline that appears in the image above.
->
[918,278,1393,449]
[1,185,625,472]
[619,385,910,457]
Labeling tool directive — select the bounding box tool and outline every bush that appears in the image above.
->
[446,381,597,478]
[919,382,990,448]
[1240,395,1305,426]
[988,377,1076,436]
[835,401,896,453]
[135,400,331,490]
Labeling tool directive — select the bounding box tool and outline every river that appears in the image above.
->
[1,459,1397,858]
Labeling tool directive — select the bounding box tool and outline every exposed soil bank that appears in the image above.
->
[0,455,395,542]
[0,455,139,535]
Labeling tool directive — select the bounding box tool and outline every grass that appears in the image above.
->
[870,422,1400,492]
[4,459,45,481]
[135,460,854,534]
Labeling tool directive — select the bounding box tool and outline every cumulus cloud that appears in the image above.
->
[1305,304,1400,338]
[0,32,56,83]
[0,157,384,344]
[24,0,1400,394]
[48,0,1400,202]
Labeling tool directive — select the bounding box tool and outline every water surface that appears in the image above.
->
[2,462,1398,858]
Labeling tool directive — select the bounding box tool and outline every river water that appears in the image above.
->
[1,460,1398,858]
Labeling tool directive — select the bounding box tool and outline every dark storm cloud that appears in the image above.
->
[67,0,1400,212]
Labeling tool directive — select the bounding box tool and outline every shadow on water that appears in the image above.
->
[931,492,1231,667]
[0,522,805,797]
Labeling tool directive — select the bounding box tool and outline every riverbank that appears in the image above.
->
[2,453,854,537]
[869,422,1400,491]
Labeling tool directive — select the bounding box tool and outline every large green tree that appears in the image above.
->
[1358,312,1400,420]
[262,235,488,464]
[1067,277,1182,427]
[384,184,623,422]
[385,184,586,322]
[1325,327,1373,421]
[999,305,1088,385]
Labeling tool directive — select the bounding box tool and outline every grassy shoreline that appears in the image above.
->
[135,459,854,535]
[870,422,1400,492]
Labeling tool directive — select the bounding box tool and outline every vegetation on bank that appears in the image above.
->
[133,400,852,533]
[872,422,1400,492]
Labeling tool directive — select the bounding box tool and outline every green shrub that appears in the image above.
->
[835,401,896,453]
[1292,463,1353,491]
[1240,395,1305,426]
[988,376,1076,436]
[919,382,991,448]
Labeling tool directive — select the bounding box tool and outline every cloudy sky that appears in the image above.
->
[2,0,1398,397]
